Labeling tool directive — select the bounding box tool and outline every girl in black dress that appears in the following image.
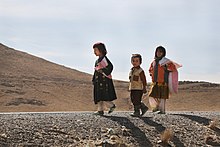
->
[92,42,117,115]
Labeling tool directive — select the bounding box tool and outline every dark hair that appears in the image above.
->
[131,54,142,64]
[155,46,166,58]
[93,42,107,56]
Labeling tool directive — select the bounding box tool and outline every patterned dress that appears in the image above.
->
[92,56,117,104]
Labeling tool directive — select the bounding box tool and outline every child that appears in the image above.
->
[129,54,148,117]
[148,46,182,114]
[92,42,117,115]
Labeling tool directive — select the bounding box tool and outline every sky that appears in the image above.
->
[0,0,220,83]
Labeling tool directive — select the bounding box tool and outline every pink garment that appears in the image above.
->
[94,57,112,79]
[159,57,182,94]
[149,97,158,109]
[94,57,108,70]
[169,71,179,94]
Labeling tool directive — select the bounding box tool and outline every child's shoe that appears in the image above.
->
[108,104,116,114]
[130,112,141,117]
[93,111,104,116]
[152,107,159,113]
[140,102,148,116]
[158,111,166,114]
[130,105,141,117]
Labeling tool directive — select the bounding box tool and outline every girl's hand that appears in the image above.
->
[97,69,103,73]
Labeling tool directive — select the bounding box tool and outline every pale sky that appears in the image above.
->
[0,0,220,83]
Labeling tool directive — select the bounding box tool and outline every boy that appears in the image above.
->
[129,54,148,117]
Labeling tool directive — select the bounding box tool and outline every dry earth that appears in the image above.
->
[0,43,220,112]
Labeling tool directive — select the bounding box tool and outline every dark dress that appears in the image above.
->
[92,56,117,104]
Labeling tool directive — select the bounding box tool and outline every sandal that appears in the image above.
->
[108,104,116,114]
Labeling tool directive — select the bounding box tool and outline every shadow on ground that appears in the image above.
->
[140,117,185,147]
[104,115,153,147]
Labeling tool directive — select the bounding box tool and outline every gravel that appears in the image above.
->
[0,111,219,147]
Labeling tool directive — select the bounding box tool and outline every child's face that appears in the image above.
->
[93,48,102,56]
[156,49,164,58]
[131,57,141,67]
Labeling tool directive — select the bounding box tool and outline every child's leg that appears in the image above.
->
[140,93,148,116]
[140,102,148,116]
[105,101,115,108]
[97,101,104,111]
[158,99,166,113]
[130,90,142,117]
[154,98,160,108]
[105,101,116,114]
[130,90,142,106]
[94,101,104,115]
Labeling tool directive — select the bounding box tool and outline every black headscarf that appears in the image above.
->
[154,46,166,60]
[153,46,168,83]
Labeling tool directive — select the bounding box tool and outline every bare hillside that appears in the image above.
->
[0,43,220,112]
[0,43,128,112]
[0,43,91,81]
[168,81,220,111]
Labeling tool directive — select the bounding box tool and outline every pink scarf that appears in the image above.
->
[152,57,182,94]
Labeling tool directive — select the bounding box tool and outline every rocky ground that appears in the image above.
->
[0,112,220,147]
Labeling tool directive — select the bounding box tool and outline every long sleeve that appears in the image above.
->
[149,62,154,76]
[101,57,113,76]
[140,71,147,87]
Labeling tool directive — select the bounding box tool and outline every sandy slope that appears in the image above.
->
[0,43,220,112]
